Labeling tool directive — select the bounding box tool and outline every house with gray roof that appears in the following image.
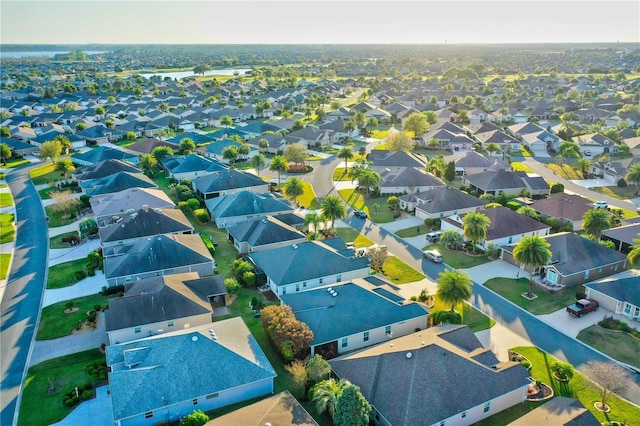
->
[412,186,487,219]
[227,215,306,254]
[106,317,276,426]
[98,206,193,247]
[206,191,294,228]
[91,187,175,220]
[508,122,559,154]
[590,156,640,184]
[245,133,287,155]
[442,206,551,249]
[530,193,593,231]
[194,169,269,200]
[160,154,227,181]
[463,169,549,197]
[602,223,640,253]
[368,150,426,168]
[73,159,141,183]
[329,324,531,426]
[83,171,157,197]
[124,137,179,155]
[73,146,138,166]
[281,279,428,359]
[248,238,371,296]
[286,126,334,149]
[104,234,215,286]
[105,272,226,344]
[376,166,445,196]
[449,150,509,176]
[585,270,640,321]
[573,133,618,157]
[501,232,628,287]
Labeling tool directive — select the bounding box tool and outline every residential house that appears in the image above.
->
[82,171,157,197]
[91,187,175,221]
[124,137,179,156]
[194,169,269,200]
[530,193,594,231]
[318,119,358,140]
[573,133,618,157]
[422,122,474,151]
[585,270,640,321]
[98,206,194,247]
[248,238,371,296]
[377,167,445,196]
[76,123,115,144]
[226,215,306,254]
[463,169,549,197]
[245,133,287,155]
[0,137,38,156]
[103,234,215,286]
[105,272,226,344]
[602,223,640,253]
[286,126,334,149]
[329,324,531,426]
[412,186,487,219]
[590,156,640,184]
[160,154,227,181]
[208,390,318,426]
[73,159,142,183]
[72,146,138,166]
[280,278,428,358]
[106,317,276,426]
[449,151,509,177]
[501,232,628,287]
[368,150,426,169]
[442,206,551,249]
[206,192,294,228]
[507,122,559,155]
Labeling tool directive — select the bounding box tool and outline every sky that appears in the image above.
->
[1,0,638,45]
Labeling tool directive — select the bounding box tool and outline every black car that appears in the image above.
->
[354,210,368,219]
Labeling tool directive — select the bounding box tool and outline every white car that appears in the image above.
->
[593,201,608,209]
[423,250,443,263]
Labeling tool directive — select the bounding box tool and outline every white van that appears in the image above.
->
[426,231,442,242]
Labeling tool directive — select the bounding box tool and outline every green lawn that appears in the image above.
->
[577,325,640,370]
[338,188,395,223]
[396,225,429,238]
[0,253,11,279]
[185,212,238,279]
[591,185,640,202]
[511,162,533,173]
[49,232,82,249]
[47,258,91,289]
[37,294,113,340]
[45,205,78,228]
[370,130,390,139]
[484,277,583,315]
[511,346,640,424]
[423,244,491,269]
[431,293,496,332]
[334,227,374,247]
[297,181,321,209]
[472,401,544,426]
[0,213,15,243]
[332,167,352,181]
[381,256,425,284]
[4,158,30,168]
[547,163,582,180]
[29,164,61,185]
[0,192,14,208]
[18,349,106,426]
[38,186,57,200]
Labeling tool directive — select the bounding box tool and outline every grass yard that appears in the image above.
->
[484,277,583,315]
[332,167,352,181]
[511,162,533,173]
[334,227,374,247]
[431,297,496,332]
[381,255,425,284]
[577,325,640,370]
[151,172,180,204]
[29,163,60,185]
[4,158,31,168]
[0,192,14,208]
[18,349,106,426]
[370,130,390,139]
[44,205,78,228]
[0,253,11,279]
[47,258,92,289]
[590,185,640,202]
[0,213,15,244]
[395,225,429,238]
[38,186,57,200]
[36,293,113,340]
[547,163,582,180]
[186,212,238,279]
[373,143,390,150]
[423,244,491,269]
[338,188,395,223]
[472,400,544,425]
[297,180,321,209]
[511,346,640,424]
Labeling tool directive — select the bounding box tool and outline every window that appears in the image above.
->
[341,337,348,348]
[484,402,491,413]
[385,325,391,336]
[192,398,198,405]
[144,412,153,419]
[303,282,307,288]
[584,270,589,280]
[296,284,300,292]
[282,287,286,295]
[206,393,219,399]
[134,327,141,333]
[625,303,631,314]
[337,275,342,282]
[319,278,323,284]
[168,321,174,327]
[363,331,369,342]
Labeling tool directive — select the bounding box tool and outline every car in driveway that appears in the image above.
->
[423,249,443,263]
[593,201,608,209]
[353,210,367,219]
[426,231,442,242]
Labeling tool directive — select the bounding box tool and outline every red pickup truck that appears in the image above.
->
[566,299,599,317]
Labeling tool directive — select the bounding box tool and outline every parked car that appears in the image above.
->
[423,249,443,263]
[593,201,608,209]
[583,150,592,156]
[566,299,599,317]
[426,231,442,242]
[354,210,367,219]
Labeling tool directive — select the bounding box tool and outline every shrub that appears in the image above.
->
[617,178,627,187]
[599,320,613,329]
[64,398,75,407]
[429,310,462,325]
[520,360,531,369]
[281,340,295,363]
[178,201,189,211]
[193,208,209,223]
[180,410,209,426]
[410,295,418,301]
[242,271,256,287]
[506,201,521,211]
[224,278,240,294]
[174,184,194,201]
[187,198,201,210]
[87,267,95,277]
[287,164,309,173]
[250,296,264,310]
[100,285,125,296]
[74,270,87,281]
[81,389,93,400]
[550,183,564,194]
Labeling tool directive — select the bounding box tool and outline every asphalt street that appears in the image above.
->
[1,165,49,426]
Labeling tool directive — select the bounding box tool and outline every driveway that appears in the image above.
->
[50,385,113,426]
[1,165,49,426]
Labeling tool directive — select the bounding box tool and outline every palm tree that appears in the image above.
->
[312,379,348,419]
[513,235,552,297]
[54,159,75,180]
[462,212,491,253]
[627,234,640,266]
[258,138,269,153]
[321,195,346,229]
[222,146,239,165]
[574,157,592,178]
[583,209,611,240]
[269,155,288,187]
[426,156,446,178]
[357,169,381,194]
[238,143,250,160]
[440,229,464,250]
[283,177,305,206]
[343,120,356,135]
[436,270,473,312]
[625,162,640,196]
[366,117,378,133]
[337,146,354,170]
[304,212,320,235]
[485,142,500,157]
[251,153,266,176]
[220,115,233,129]
[139,154,158,176]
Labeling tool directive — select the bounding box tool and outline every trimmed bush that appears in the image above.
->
[242,271,256,287]
[287,164,310,173]
[81,390,93,400]
[178,201,189,211]
[617,178,627,187]
[429,310,462,325]
[187,198,201,210]
[100,285,125,296]
[550,183,564,194]
[506,201,521,211]
[193,208,209,223]
[74,270,87,281]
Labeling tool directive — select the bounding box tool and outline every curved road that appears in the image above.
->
[1,165,48,426]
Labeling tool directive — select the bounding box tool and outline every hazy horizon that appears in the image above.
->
[1,1,638,45]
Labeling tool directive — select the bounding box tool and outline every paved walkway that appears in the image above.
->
[30,313,107,366]
[50,385,113,426]
[42,272,107,308]
[49,238,101,267]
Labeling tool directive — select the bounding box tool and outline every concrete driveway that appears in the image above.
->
[537,307,605,338]
[50,385,113,426]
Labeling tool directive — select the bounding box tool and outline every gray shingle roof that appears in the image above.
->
[448,207,549,240]
[415,186,487,214]
[106,317,276,421]
[465,169,528,191]
[531,193,593,222]
[248,239,370,286]
[194,169,267,194]
[368,150,426,168]
[329,325,530,426]
[161,154,226,175]
[280,280,428,346]
[83,171,157,196]
[90,187,175,219]
[98,207,193,243]
[207,192,293,220]
[602,223,640,245]
[73,159,141,182]
[377,167,445,189]
[585,277,640,307]
[226,216,306,248]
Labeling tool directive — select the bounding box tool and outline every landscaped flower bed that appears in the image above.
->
[598,317,640,339]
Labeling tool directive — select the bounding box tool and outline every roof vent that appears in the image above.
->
[292,244,298,249]
[192,336,198,342]
[421,341,426,346]
[406,352,413,359]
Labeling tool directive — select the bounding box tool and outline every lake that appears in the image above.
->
[139,68,252,80]
[0,50,109,58]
